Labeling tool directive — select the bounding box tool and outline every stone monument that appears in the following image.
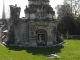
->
[2,0,63,47]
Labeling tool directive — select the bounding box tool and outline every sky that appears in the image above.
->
[0,0,64,18]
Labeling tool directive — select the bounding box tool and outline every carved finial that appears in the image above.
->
[9,5,21,19]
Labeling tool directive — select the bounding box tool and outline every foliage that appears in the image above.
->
[0,40,80,60]
[57,4,78,35]
[64,0,80,17]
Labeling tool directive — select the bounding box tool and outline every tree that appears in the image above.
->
[57,4,72,22]
[57,4,78,35]
[64,0,80,17]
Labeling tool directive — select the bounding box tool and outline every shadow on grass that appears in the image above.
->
[65,38,80,40]
[6,46,64,55]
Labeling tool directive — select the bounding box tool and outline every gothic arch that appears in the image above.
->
[36,29,47,45]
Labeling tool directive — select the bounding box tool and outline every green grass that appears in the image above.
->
[0,39,80,60]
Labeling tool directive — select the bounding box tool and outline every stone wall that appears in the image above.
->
[7,16,57,46]
[28,20,55,45]
[14,21,28,44]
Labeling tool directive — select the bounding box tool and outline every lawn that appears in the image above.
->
[0,39,80,60]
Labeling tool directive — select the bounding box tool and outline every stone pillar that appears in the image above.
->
[47,27,53,46]
[52,24,57,44]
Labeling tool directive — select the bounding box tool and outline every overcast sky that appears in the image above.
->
[0,0,64,18]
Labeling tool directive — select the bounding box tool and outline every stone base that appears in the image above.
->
[47,42,53,46]
[5,41,63,47]
[29,43,37,47]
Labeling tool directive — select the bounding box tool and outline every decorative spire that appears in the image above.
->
[2,0,6,19]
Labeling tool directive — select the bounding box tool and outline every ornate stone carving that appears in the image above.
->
[10,4,21,25]
[10,4,21,19]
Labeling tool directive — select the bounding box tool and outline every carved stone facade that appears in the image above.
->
[6,0,63,47]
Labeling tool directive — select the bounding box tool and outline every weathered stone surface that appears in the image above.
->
[4,0,63,47]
